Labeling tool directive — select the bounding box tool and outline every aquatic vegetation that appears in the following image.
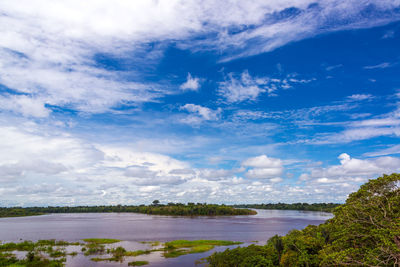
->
[124,249,152,256]
[83,243,105,256]
[0,237,244,266]
[128,261,149,266]
[82,238,120,244]
[163,240,243,258]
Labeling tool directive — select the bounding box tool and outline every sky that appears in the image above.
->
[1,0,400,206]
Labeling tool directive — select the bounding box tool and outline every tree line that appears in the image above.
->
[232,203,340,213]
[0,203,257,217]
[207,173,400,266]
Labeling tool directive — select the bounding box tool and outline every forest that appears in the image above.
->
[232,203,340,212]
[0,203,256,217]
[207,173,400,266]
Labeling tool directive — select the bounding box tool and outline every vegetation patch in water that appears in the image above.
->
[124,249,153,256]
[128,261,149,266]
[82,238,120,244]
[163,240,242,258]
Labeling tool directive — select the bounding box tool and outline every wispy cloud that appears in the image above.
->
[1,0,399,117]
[364,144,400,157]
[363,62,395,69]
[218,70,314,103]
[180,104,222,125]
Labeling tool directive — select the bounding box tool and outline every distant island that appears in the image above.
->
[0,201,344,219]
[232,203,340,213]
[0,203,257,218]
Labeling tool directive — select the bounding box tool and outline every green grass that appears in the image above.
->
[128,261,149,266]
[124,249,152,256]
[163,240,243,258]
[165,240,242,249]
[189,245,214,253]
[82,238,120,244]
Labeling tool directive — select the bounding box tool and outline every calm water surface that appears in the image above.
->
[0,210,332,266]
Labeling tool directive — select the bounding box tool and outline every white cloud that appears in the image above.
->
[363,62,393,69]
[0,95,50,118]
[242,155,282,168]
[0,0,398,116]
[180,104,222,125]
[242,155,283,179]
[347,94,374,101]
[180,73,201,91]
[301,153,400,183]
[364,144,400,157]
[217,70,308,103]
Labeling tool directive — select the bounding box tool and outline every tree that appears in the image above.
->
[152,200,160,206]
[320,173,400,266]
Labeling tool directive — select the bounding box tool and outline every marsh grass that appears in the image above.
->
[128,261,149,266]
[124,249,152,256]
[82,238,120,244]
[163,240,242,258]
[1,238,242,266]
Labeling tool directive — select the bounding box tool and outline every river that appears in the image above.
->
[0,209,332,266]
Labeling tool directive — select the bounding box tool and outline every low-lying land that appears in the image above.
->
[0,203,256,218]
[206,173,400,266]
[0,238,242,266]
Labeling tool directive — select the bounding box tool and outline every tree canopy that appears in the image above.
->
[207,173,400,266]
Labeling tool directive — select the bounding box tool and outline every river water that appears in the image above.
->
[0,209,332,266]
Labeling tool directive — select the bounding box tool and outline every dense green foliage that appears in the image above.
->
[232,203,340,212]
[0,203,256,217]
[0,208,42,218]
[207,173,400,266]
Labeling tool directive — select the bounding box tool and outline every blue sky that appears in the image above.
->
[1,0,400,206]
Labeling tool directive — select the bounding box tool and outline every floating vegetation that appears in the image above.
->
[163,240,242,258]
[128,261,149,266]
[82,238,120,244]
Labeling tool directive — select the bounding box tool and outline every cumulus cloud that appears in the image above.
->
[300,153,400,183]
[180,73,201,91]
[242,155,283,179]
